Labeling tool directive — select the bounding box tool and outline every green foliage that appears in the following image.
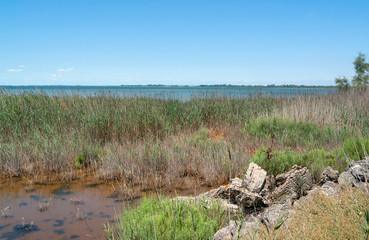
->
[335,77,350,91]
[335,52,369,89]
[250,147,347,181]
[343,137,369,161]
[352,53,369,87]
[74,145,100,168]
[189,128,211,146]
[243,118,348,147]
[108,197,226,240]
[360,210,369,240]
[0,94,277,144]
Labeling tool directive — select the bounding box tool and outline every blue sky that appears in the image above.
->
[1,0,368,86]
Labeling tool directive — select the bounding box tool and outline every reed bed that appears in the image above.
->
[0,89,368,188]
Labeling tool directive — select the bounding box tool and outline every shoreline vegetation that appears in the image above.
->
[0,88,368,187]
[1,87,369,239]
[1,84,336,88]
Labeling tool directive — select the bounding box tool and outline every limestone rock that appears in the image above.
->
[237,216,261,238]
[203,179,243,202]
[242,163,267,193]
[338,171,356,186]
[213,216,260,240]
[319,167,339,185]
[236,190,264,208]
[258,198,292,226]
[338,159,369,186]
[269,165,312,201]
[213,221,237,240]
[320,181,340,196]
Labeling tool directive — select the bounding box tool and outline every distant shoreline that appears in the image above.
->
[1,84,336,89]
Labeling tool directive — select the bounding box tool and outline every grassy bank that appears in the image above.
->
[0,88,368,188]
[105,196,227,240]
[106,185,369,240]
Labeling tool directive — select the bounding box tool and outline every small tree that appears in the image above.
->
[352,52,369,87]
[335,77,350,91]
[335,52,369,89]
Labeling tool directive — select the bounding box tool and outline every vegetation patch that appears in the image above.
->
[0,90,368,184]
[250,147,347,181]
[343,137,369,161]
[74,145,101,168]
[106,197,226,240]
[243,117,350,147]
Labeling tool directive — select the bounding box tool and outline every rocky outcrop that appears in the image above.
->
[202,177,265,209]
[242,162,267,193]
[319,166,339,185]
[265,165,312,204]
[338,158,369,186]
[236,190,264,208]
[212,158,369,240]
[210,163,340,240]
[213,216,261,240]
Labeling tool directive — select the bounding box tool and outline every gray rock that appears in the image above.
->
[242,163,267,193]
[213,216,260,240]
[351,159,369,182]
[213,220,237,240]
[238,216,261,239]
[204,182,242,201]
[320,181,340,196]
[260,175,276,197]
[338,159,369,186]
[230,177,243,187]
[236,190,264,208]
[258,198,292,226]
[319,167,339,185]
[268,165,312,202]
[204,177,264,209]
[338,171,356,185]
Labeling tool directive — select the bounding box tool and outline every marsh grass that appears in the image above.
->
[249,148,348,181]
[243,117,352,148]
[0,89,368,187]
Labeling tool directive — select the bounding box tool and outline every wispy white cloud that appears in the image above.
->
[52,74,62,78]
[57,67,74,73]
[17,65,26,68]
[8,69,23,72]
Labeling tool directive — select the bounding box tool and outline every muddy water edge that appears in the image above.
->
[0,177,210,240]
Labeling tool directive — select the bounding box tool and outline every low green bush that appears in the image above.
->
[74,145,100,168]
[243,117,350,147]
[107,196,226,240]
[343,137,369,161]
[250,147,347,181]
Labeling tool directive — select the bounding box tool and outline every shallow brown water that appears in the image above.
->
[0,178,207,240]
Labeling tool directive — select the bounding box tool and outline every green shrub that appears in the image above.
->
[243,118,349,147]
[343,137,369,161]
[108,196,226,240]
[250,147,347,181]
[74,145,100,168]
[189,128,211,146]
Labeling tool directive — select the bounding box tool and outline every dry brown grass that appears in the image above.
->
[252,185,369,240]
[268,88,369,130]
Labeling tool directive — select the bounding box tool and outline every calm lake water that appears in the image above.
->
[0,86,336,100]
[0,178,208,240]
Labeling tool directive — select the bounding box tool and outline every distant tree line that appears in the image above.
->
[335,52,369,90]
